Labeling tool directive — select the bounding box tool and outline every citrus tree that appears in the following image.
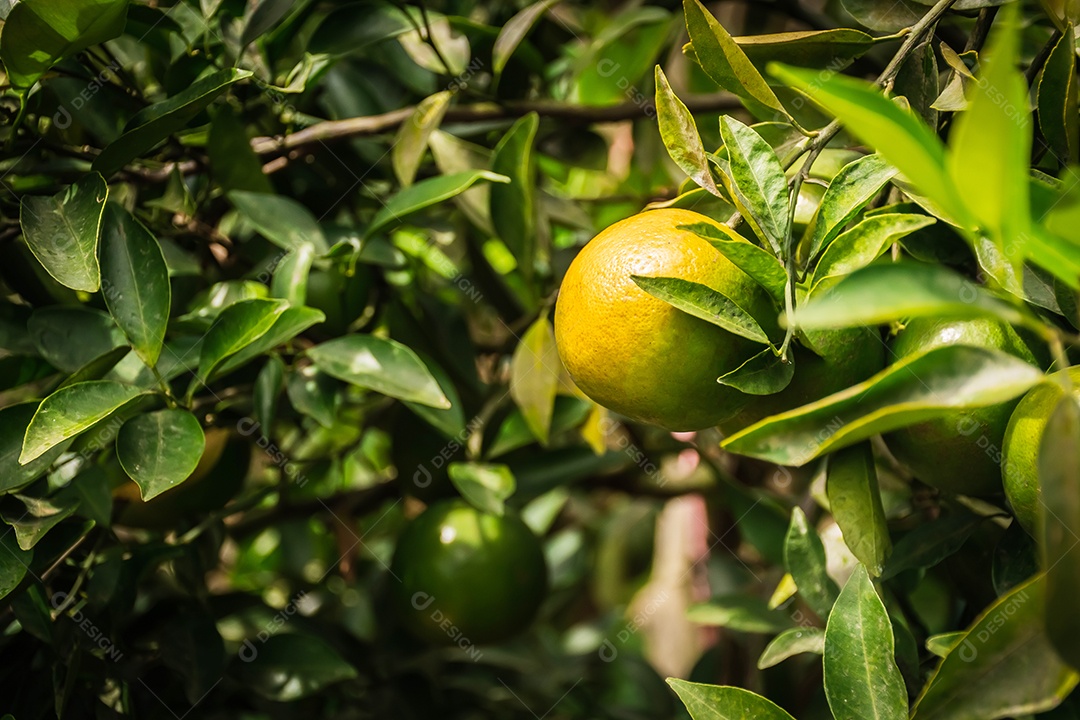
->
[2,0,1080,718]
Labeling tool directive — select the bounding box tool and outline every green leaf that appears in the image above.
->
[882,511,982,580]
[784,507,839,618]
[758,627,825,669]
[827,443,891,577]
[285,365,338,428]
[0,533,32,601]
[215,306,325,377]
[656,67,723,198]
[811,214,936,288]
[270,242,316,307]
[1037,25,1078,165]
[392,91,452,187]
[680,222,788,305]
[252,356,285,436]
[794,263,1026,330]
[926,632,966,659]
[687,596,793,633]
[0,0,129,90]
[229,191,329,254]
[911,575,1079,720]
[367,170,509,239]
[631,275,771,345]
[490,114,539,277]
[667,679,796,720]
[233,633,358,702]
[0,403,72,494]
[840,0,924,32]
[93,69,253,177]
[801,154,899,264]
[57,345,130,391]
[99,203,171,367]
[4,495,79,550]
[239,0,292,47]
[198,298,289,382]
[402,356,466,439]
[208,106,272,194]
[570,7,669,107]
[28,306,126,373]
[19,173,107,292]
[492,0,560,75]
[116,409,205,500]
[718,348,794,395]
[722,345,1044,465]
[1038,394,1080,669]
[20,380,147,464]
[307,335,450,408]
[719,116,790,255]
[946,2,1030,280]
[735,29,879,71]
[824,565,907,720]
[770,64,971,228]
[509,316,560,445]
[448,462,516,516]
[684,0,792,122]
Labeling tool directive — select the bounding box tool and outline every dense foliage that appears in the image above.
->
[3,0,1080,718]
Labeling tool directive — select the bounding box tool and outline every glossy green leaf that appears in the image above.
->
[490,114,539,277]
[826,443,890,577]
[656,67,722,198]
[4,495,79,550]
[771,64,971,228]
[926,632,966,659]
[198,299,289,382]
[571,7,669,107]
[393,91,452,187]
[684,0,791,122]
[793,263,1026,330]
[631,275,770,345]
[784,507,839,618]
[911,575,1079,720]
[811,214,936,288]
[894,39,939,126]
[0,403,72,494]
[1038,25,1078,165]
[801,154,899,263]
[680,221,787,305]
[57,344,130,391]
[718,348,794,395]
[946,2,1030,281]
[719,116,790,255]
[448,462,516,516]
[0,533,32,601]
[667,679,796,720]
[285,365,338,428]
[115,409,205,500]
[19,173,107,293]
[402,357,465,439]
[1038,394,1080,668]
[215,306,325,377]
[492,0,560,75]
[687,596,793,633]
[253,356,285,437]
[229,191,328,254]
[270,242,316,307]
[20,381,147,464]
[722,345,1044,465]
[824,565,907,720]
[882,511,982,580]
[93,69,253,177]
[368,170,509,239]
[208,107,272,194]
[233,633,358,702]
[509,316,560,445]
[839,0,923,32]
[307,335,450,408]
[488,397,592,458]
[736,29,879,71]
[239,0,292,47]
[99,203,171,367]
[0,0,128,90]
[757,627,825,669]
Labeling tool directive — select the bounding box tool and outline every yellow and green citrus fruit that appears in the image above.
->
[391,500,548,645]
[884,317,1042,496]
[1002,367,1080,534]
[554,208,777,431]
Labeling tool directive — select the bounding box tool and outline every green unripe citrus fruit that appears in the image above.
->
[884,317,1041,496]
[554,209,777,431]
[391,500,548,645]
[1002,367,1080,534]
